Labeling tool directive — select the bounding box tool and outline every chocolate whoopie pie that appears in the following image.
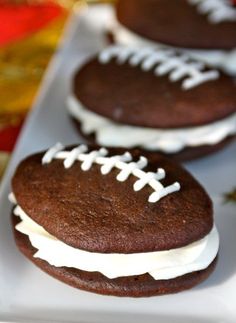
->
[113,0,236,75]
[10,143,219,297]
[67,45,236,161]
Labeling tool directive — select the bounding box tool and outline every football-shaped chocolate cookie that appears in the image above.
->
[116,0,236,49]
[10,144,219,297]
[113,0,236,74]
[67,45,236,161]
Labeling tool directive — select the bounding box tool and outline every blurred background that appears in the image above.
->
[0,0,113,180]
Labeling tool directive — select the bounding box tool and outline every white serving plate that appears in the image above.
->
[0,5,236,323]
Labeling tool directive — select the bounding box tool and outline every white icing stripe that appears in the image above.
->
[79,148,108,171]
[188,0,236,23]
[42,142,64,165]
[41,144,180,203]
[11,201,219,280]
[97,152,132,174]
[64,145,88,169]
[8,192,17,204]
[98,45,219,90]
[112,20,236,75]
[67,95,236,153]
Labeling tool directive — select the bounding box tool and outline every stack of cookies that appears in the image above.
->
[9,0,236,297]
[113,0,236,75]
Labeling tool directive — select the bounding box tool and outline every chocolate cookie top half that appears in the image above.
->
[12,145,213,253]
[116,0,236,50]
[73,46,236,129]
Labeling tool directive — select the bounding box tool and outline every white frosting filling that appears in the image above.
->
[111,21,236,75]
[13,203,219,280]
[67,95,236,153]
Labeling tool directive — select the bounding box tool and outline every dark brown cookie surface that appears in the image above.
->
[13,215,218,297]
[116,0,236,49]
[73,58,236,128]
[12,146,213,253]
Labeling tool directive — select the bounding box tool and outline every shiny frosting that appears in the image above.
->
[67,95,236,153]
[11,197,219,280]
[111,20,236,75]
[99,46,219,90]
[42,143,180,203]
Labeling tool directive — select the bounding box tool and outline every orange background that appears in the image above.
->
[0,1,68,179]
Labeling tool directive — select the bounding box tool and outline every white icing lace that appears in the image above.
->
[8,192,17,204]
[188,0,236,23]
[42,143,180,203]
[98,46,219,90]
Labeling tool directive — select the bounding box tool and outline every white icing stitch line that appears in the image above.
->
[42,143,180,203]
[98,46,220,90]
[188,0,236,23]
[8,192,17,204]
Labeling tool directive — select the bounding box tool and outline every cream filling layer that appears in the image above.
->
[67,95,236,153]
[13,203,219,280]
[112,21,236,75]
